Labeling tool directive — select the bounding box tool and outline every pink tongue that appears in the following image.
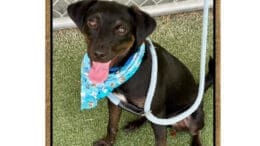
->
[89,61,111,84]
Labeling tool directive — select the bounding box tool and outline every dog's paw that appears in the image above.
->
[123,122,139,133]
[93,139,112,146]
[191,135,202,146]
[123,117,146,133]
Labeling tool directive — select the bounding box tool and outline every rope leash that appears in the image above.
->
[108,0,210,125]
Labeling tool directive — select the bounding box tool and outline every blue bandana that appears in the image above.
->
[81,43,146,110]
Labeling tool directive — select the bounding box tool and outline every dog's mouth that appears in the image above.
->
[88,60,111,84]
[88,41,133,84]
[88,56,119,84]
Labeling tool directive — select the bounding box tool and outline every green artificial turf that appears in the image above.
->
[53,11,214,146]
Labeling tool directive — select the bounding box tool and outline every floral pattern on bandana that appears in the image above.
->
[81,43,145,110]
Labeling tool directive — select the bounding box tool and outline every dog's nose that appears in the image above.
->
[94,51,106,58]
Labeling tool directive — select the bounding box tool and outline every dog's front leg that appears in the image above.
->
[151,123,167,146]
[93,100,122,146]
[105,100,122,144]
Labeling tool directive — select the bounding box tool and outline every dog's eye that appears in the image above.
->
[87,18,98,29]
[115,25,128,35]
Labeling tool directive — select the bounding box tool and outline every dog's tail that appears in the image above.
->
[204,57,215,91]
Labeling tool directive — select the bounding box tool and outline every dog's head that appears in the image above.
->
[67,0,156,83]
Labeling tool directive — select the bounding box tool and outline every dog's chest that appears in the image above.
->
[112,92,146,108]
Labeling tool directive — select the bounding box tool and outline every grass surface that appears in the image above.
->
[53,11,214,146]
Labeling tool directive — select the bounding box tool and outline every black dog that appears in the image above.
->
[68,0,214,146]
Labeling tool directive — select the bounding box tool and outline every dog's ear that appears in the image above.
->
[67,0,97,32]
[129,6,156,45]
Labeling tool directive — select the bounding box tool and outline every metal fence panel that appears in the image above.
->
[53,0,213,30]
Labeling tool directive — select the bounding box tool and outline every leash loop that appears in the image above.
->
[108,0,210,125]
[143,0,210,125]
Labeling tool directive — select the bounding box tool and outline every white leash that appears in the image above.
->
[144,0,210,125]
[108,0,210,125]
